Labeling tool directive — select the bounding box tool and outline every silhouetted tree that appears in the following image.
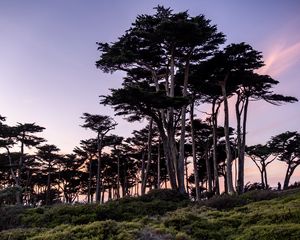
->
[81,113,117,203]
[246,144,277,189]
[36,144,60,205]
[97,6,225,193]
[269,131,300,189]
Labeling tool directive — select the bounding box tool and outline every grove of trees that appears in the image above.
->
[0,6,298,205]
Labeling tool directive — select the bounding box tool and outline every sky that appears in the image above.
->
[0,1,300,187]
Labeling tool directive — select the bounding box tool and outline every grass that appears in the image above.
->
[1,188,300,239]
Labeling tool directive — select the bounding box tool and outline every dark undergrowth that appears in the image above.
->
[1,188,300,240]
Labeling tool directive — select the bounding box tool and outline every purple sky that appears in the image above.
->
[1,1,299,186]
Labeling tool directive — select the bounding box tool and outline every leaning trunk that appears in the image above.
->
[283,164,295,189]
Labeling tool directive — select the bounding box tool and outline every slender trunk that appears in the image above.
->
[101,185,105,203]
[46,162,51,205]
[142,119,153,195]
[264,166,268,188]
[88,157,92,203]
[117,153,120,199]
[141,151,146,194]
[168,53,178,187]
[221,78,234,194]
[205,142,212,193]
[16,134,25,205]
[240,97,249,192]
[178,58,190,194]
[235,94,243,193]
[212,100,220,195]
[260,170,265,189]
[224,173,228,194]
[157,138,161,189]
[185,157,189,194]
[190,103,200,201]
[96,134,103,203]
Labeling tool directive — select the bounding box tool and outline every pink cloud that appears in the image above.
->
[258,41,300,77]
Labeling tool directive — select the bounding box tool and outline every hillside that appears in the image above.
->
[1,189,300,240]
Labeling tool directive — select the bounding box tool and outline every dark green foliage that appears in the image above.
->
[240,189,278,202]
[237,224,300,240]
[139,189,189,202]
[0,187,22,205]
[17,189,189,229]
[0,205,26,230]
[1,189,300,239]
[0,228,42,240]
[200,193,247,210]
[21,204,97,228]
[0,221,140,240]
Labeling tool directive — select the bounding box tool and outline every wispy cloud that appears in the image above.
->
[258,41,300,76]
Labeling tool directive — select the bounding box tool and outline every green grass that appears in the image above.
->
[1,189,300,240]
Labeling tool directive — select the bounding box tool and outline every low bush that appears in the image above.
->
[241,190,278,202]
[236,224,300,240]
[0,205,26,230]
[201,193,247,210]
[139,189,189,202]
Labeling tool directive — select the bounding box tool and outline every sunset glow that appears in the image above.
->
[0,1,299,191]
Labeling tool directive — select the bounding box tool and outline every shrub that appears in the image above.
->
[236,224,300,240]
[0,205,26,230]
[241,190,278,202]
[201,194,247,210]
[139,189,189,202]
[0,228,41,240]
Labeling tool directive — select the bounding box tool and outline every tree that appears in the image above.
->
[58,154,84,203]
[81,113,117,203]
[36,144,60,205]
[246,144,277,189]
[74,138,98,203]
[97,6,225,193]
[269,131,300,189]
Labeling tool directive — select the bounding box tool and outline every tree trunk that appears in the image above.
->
[178,58,190,194]
[96,134,103,203]
[142,119,153,195]
[237,96,249,193]
[235,94,243,193]
[240,97,249,191]
[283,164,295,189]
[156,121,177,189]
[260,170,265,189]
[157,138,161,189]
[221,78,234,194]
[205,142,212,193]
[46,162,51,205]
[264,166,268,188]
[212,100,220,195]
[117,152,120,199]
[141,151,146,194]
[190,103,200,201]
[88,157,92,203]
